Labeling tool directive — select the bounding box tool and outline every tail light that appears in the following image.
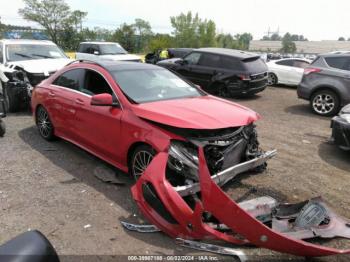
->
[239,74,251,81]
[304,68,321,75]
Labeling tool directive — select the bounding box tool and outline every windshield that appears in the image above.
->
[6,44,67,62]
[112,69,203,103]
[100,44,127,55]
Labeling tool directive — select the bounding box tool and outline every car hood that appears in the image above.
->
[131,96,260,129]
[6,58,72,74]
[157,58,181,65]
[100,54,141,61]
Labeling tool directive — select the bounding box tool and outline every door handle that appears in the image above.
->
[75,98,84,105]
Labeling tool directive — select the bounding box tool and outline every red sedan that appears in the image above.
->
[31,60,263,180]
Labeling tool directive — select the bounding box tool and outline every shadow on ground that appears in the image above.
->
[318,141,350,172]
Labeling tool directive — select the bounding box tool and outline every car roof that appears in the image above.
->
[78,60,161,71]
[318,52,350,58]
[0,39,56,45]
[195,48,259,60]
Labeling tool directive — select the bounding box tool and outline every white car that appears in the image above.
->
[267,58,311,86]
[0,39,72,112]
[76,42,141,62]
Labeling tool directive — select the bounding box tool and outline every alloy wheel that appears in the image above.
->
[312,94,335,115]
[37,107,52,138]
[268,73,277,85]
[132,150,154,180]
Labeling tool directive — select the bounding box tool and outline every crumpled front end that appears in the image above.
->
[131,125,350,257]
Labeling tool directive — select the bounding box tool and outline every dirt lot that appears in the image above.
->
[1,86,350,261]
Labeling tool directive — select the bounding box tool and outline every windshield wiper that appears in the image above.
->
[14,52,33,58]
[31,54,53,59]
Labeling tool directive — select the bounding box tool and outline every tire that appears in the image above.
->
[310,89,340,116]
[130,145,155,181]
[267,73,278,86]
[35,106,55,141]
[0,119,5,137]
[4,85,20,113]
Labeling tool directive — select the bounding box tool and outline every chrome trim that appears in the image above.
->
[174,150,277,196]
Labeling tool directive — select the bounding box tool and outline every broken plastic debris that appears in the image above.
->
[83,224,91,229]
[120,221,160,233]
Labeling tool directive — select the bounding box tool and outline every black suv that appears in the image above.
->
[157,48,268,97]
[297,53,350,116]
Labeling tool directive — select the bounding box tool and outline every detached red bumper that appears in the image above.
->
[131,148,350,257]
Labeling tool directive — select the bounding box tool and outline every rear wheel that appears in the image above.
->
[267,73,278,86]
[130,145,155,181]
[310,90,340,116]
[36,106,55,140]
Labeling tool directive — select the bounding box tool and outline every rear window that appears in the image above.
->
[325,57,350,71]
[219,56,244,70]
[198,53,220,67]
[243,57,267,73]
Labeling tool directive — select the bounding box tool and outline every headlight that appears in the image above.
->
[339,114,350,123]
[168,140,199,181]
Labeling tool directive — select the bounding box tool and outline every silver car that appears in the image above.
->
[297,53,350,116]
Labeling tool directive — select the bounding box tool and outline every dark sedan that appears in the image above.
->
[331,104,350,150]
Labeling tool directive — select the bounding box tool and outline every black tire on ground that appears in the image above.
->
[310,89,340,116]
[4,85,20,113]
[267,73,278,86]
[35,106,55,141]
[0,119,5,137]
[130,144,155,181]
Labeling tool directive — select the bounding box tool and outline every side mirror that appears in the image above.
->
[93,51,99,55]
[91,93,118,107]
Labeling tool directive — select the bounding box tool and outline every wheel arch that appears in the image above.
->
[127,141,156,172]
[310,85,341,101]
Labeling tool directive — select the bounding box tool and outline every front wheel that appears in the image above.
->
[267,73,278,86]
[36,106,55,140]
[310,90,340,116]
[130,145,155,181]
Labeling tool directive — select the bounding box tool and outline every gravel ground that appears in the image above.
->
[0,85,350,261]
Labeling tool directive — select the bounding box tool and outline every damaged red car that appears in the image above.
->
[31,60,350,257]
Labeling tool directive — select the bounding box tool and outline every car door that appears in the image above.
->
[50,68,85,139]
[191,53,222,88]
[72,68,123,162]
[175,52,202,84]
[290,60,310,85]
[274,60,295,84]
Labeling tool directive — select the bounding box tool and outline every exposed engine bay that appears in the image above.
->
[129,123,350,258]
[0,64,52,112]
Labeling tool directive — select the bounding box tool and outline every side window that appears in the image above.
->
[0,43,3,63]
[183,52,201,65]
[91,45,100,54]
[276,60,294,66]
[52,69,84,90]
[219,56,243,70]
[293,60,310,68]
[325,57,350,71]
[198,53,220,68]
[82,70,113,96]
[78,44,89,53]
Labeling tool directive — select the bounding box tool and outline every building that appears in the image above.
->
[249,40,350,54]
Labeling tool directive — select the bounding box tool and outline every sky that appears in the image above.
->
[0,0,349,41]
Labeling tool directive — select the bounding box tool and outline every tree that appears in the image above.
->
[281,33,296,53]
[133,18,153,52]
[19,0,71,44]
[170,11,200,47]
[149,34,173,51]
[338,37,345,41]
[235,33,253,50]
[198,19,216,47]
[112,23,136,52]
